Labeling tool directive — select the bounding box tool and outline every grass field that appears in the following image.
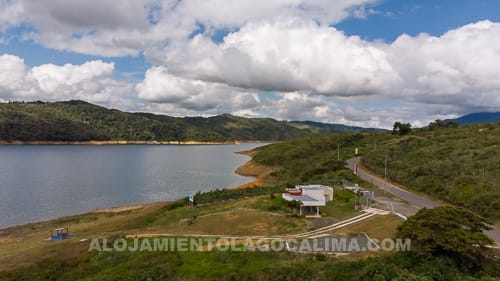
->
[0,192,311,271]
[321,188,359,220]
[332,215,403,242]
[0,183,496,280]
[145,196,307,236]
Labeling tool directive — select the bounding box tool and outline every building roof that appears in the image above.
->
[282,193,326,206]
[287,194,317,202]
[296,185,332,190]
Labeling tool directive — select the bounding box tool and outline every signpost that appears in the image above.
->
[188,194,194,207]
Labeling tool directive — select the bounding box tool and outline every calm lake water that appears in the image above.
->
[0,143,265,228]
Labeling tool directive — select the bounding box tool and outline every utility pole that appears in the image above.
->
[384,153,388,194]
[337,143,340,161]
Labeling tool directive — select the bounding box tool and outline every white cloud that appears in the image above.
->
[0,0,24,31]
[0,0,377,56]
[133,19,500,127]
[13,0,157,56]
[154,19,500,112]
[160,19,400,96]
[0,54,36,97]
[0,54,132,106]
[171,0,377,31]
[136,66,260,113]
[1,0,500,128]
[389,20,500,108]
[274,92,329,121]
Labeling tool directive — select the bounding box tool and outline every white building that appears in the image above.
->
[282,185,334,216]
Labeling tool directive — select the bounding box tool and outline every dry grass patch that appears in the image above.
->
[0,202,168,271]
[156,208,307,236]
[332,215,403,241]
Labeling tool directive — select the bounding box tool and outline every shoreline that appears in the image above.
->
[0,201,168,231]
[0,140,277,145]
[0,144,276,231]
[232,150,278,189]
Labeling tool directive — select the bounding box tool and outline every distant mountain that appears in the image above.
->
[446,112,500,125]
[290,120,380,133]
[0,100,379,142]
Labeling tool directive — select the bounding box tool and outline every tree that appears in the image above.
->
[395,206,493,261]
[428,119,458,130]
[392,122,412,135]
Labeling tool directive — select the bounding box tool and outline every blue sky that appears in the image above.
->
[338,0,500,40]
[1,0,499,128]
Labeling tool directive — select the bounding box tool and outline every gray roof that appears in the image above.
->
[286,194,319,202]
[297,185,332,190]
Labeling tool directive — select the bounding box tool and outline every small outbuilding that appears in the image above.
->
[282,185,334,216]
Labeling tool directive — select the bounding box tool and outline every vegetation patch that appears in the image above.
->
[250,123,500,221]
[362,123,500,220]
[333,215,403,242]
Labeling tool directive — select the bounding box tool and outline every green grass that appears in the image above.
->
[251,195,290,213]
[333,215,403,242]
[321,188,359,220]
[0,193,308,273]
[1,244,497,281]
[0,188,497,280]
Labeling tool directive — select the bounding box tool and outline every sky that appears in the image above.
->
[1,0,500,128]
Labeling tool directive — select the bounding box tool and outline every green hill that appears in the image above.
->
[0,100,377,142]
[251,123,500,220]
[290,120,380,133]
[361,123,500,220]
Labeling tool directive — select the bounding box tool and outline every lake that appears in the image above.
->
[0,143,266,228]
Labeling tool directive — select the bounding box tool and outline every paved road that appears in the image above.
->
[346,157,439,209]
[346,157,500,246]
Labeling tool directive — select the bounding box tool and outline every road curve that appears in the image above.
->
[346,157,500,246]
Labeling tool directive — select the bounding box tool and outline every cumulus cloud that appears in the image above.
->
[389,20,500,108]
[170,0,377,32]
[0,0,376,56]
[0,0,24,32]
[159,19,400,96]
[136,66,260,113]
[0,54,36,97]
[274,92,330,121]
[135,19,500,127]
[0,54,132,106]
[154,19,500,111]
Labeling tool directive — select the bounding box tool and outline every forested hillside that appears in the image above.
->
[0,100,374,142]
[362,123,500,220]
